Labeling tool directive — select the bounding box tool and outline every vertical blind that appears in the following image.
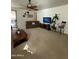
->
[11,10,17,28]
[11,11,16,20]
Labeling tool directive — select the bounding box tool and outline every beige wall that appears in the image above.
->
[37,4,68,34]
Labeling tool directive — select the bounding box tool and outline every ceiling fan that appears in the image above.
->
[23,0,38,17]
[27,0,38,11]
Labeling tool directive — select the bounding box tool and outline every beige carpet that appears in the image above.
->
[12,28,68,59]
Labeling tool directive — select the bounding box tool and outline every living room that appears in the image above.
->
[11,0,68,59]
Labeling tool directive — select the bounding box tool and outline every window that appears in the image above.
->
[11,10,17,28]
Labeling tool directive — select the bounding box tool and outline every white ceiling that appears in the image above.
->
[11,0,68,10]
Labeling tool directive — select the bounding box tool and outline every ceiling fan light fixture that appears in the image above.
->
[27,4,32,7]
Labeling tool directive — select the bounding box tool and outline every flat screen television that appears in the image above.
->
[43,17,51,24]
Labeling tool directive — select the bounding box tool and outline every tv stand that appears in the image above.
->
[40,24,51,30]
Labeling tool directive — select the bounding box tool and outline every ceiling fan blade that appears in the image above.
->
[32,5,37,8]
[27,5,37,9]
[33,8,38,11]
[27,7,38,11]
[30,7,38,10]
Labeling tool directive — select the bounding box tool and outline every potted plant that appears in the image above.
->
[51,14,59,31]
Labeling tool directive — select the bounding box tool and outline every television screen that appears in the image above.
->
[43,17,51,24]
